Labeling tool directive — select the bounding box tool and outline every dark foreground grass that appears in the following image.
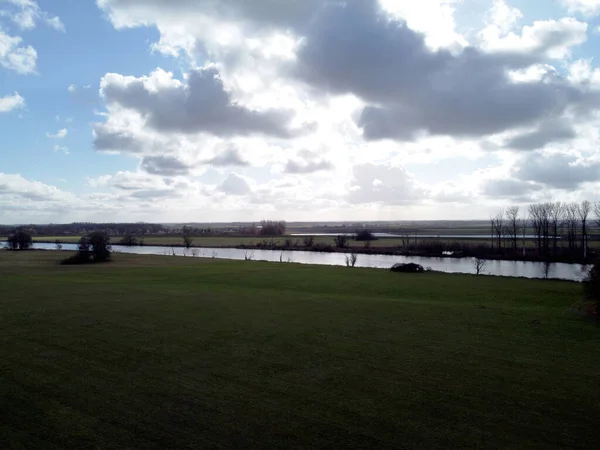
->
[0,251,598,449]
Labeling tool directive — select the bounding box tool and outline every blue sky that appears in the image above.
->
[2,0,600,223]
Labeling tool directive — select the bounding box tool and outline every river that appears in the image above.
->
[6,242,589,281]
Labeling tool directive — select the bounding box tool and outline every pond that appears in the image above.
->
[6,242,589,282]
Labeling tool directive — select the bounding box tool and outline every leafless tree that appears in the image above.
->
[182,226,194,249]
[345,252,358,267]
[564,203,579,253]
[549,202,564,256]
[490,211,504,251]
[578,200,591,258]
[594,202,600,228]
[474,258,487,275]
[505,206,520,253]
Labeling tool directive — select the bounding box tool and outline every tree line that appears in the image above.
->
[490,201,598,259]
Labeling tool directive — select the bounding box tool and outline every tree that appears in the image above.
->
[345,253,358,267]
[120,231,139,246]
[549,202,563,256]
[182,226,194,248]
[6,230,33,250]
[259,220,287,236]
[334,235,349,248]
[302,235,315,248]
[578,200,591,258]
[505,206,520,253]
[55,240,63,251]
[474,258,487,275]
[87,231,111,261]
[355,229,376,241]
[565,203,579,254]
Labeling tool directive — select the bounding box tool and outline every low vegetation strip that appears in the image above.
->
[0,251,599,448]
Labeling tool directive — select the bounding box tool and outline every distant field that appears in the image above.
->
[0,251,598,448]
[9,234,599,251]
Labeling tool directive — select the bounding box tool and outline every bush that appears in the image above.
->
[259,220,287,236]
[63,231,111,264]
[120,232,140,246]
[60,252,94,265]
[390,263,425,273]
[583,263,600,316]
[355,229,377,241]
[6,230,33,250]
[334,235,349,248]
[303,235,315,248]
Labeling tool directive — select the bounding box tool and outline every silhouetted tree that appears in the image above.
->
[355,229,377,241]
[6,230,33,250]
[259,220,287,236]
[182,226,194,248]
[334,235,349,248]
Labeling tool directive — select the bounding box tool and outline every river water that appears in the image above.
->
[7,242,589,282]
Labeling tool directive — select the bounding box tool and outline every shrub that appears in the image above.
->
[334,235,349,248]
[259,220,287,236]
[303,235,315,248]
[120,232,139,246]
[6,230,33,250]
[390,263,425,273]
[355,229,377,241]
[312,243,334,252]
[63,231,111,265]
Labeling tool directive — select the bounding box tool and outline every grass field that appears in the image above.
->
[1,251,599,448]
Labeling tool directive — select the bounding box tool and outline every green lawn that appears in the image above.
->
[0,251,598,449]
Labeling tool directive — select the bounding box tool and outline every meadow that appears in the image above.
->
[0,251,598,448]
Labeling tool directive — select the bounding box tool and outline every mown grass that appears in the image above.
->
[0,251,598,449]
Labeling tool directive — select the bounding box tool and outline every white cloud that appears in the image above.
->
[53,145,70,155]
[2,0,65,31]
[67,0,600,220]
[0,92,25,112]
[67,84,77,93]
[46,128,68,139]
[0,29,37,74]
[561,0,600,17]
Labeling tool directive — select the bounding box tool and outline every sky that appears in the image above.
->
[2,0,600,224]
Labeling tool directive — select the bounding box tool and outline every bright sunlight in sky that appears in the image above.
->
[2,0,600,223]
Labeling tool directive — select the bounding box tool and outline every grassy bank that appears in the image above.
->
[0,250,598,448]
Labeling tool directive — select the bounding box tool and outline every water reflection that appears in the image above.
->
[6,242,588,282]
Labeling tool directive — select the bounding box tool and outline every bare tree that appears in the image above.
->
[506,206,520,253]
[345,252,358,267]
[474,258,487,275]
[182,226,194,249]
[565,203,579,253]
[490,211,504,251]
[578,200,591,258]
[549,202,564,256]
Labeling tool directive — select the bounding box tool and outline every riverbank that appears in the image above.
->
[30,235,598,265]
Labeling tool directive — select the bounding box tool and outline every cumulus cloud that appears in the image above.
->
[99,67,307,138]
[0,92,25,112]
[347,163,426,205]
[561,0,600,17]
[206,147,249,167]
[482,178,543,199]
[141,155,190,176]
[515,151,600,189]
[218,173,252,195]
[0,172,77,203]
[295,0,596,142]
[46,128,67,139]
[0,29,37,74]
[503,121,576,150]
[284,150,334,174]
